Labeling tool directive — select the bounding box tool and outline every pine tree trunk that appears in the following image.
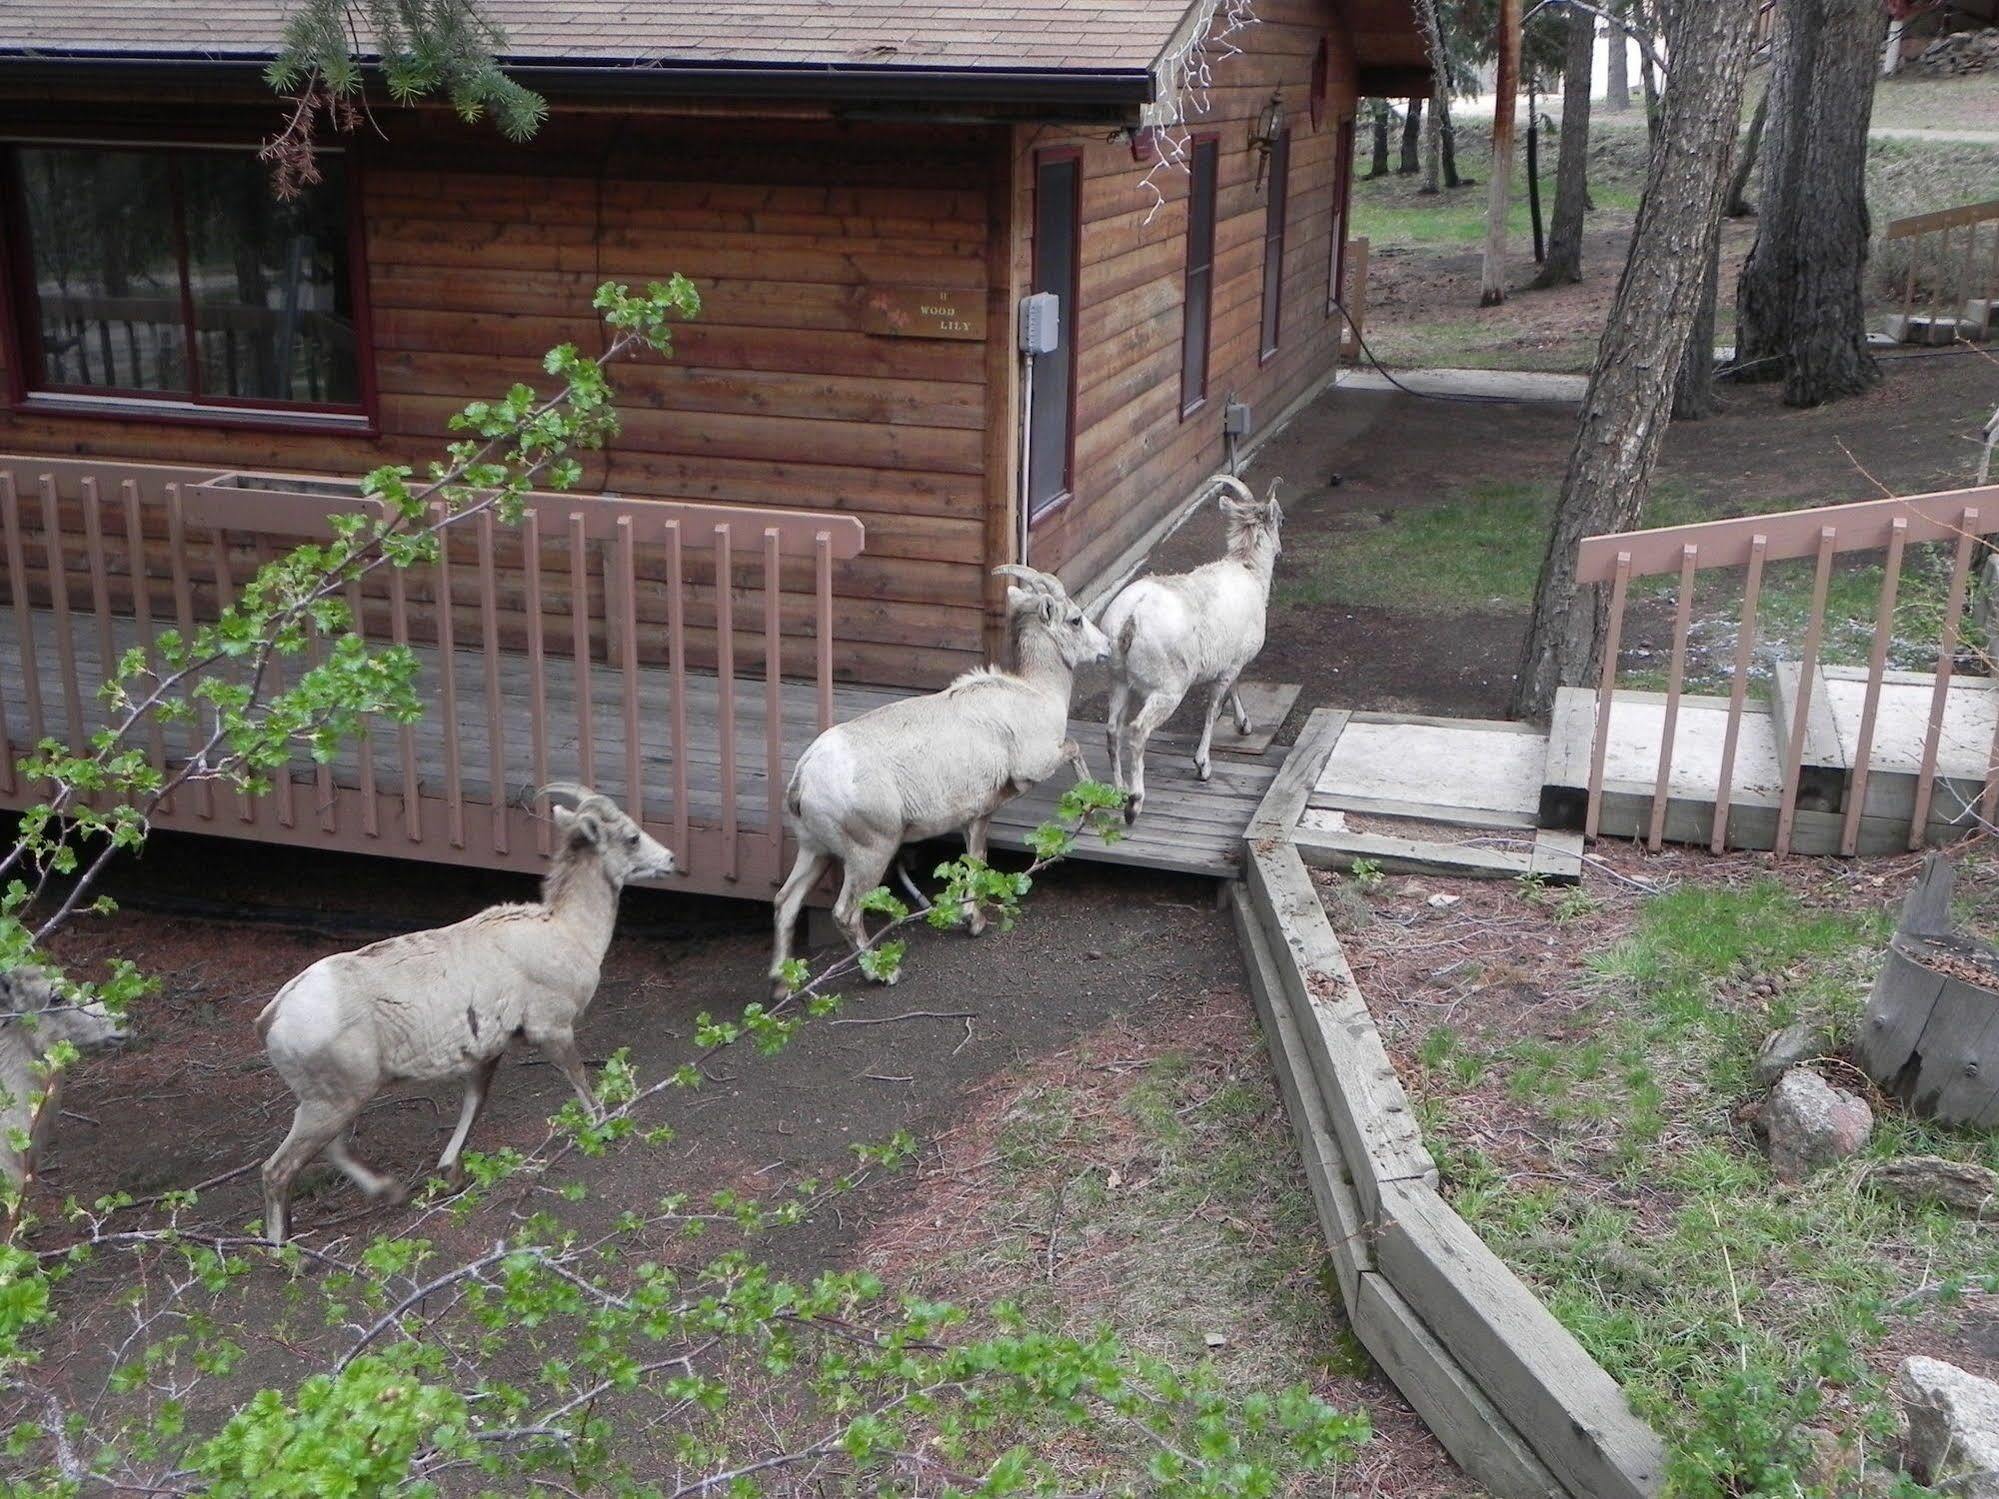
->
[1510,0,1761,721]
[1440,96,1465,186]
[1399,96,1424,171]
[1673,232,1724,417]
[1635,3,1662,144]
[1734,0,1882,404]
[1532,9,1595,288]
[1423,95,1443,192]
[1605,17,1631,110]
[1735,0,1803,378]
[1725,83,1769,216]
[1481,0,1522,305]
[1367,100,1392,177]
[1781,0,1883,405]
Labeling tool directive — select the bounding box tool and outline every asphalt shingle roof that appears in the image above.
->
[0,1,1204,74]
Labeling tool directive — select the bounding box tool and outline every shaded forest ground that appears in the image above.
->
[1351,73,1999,375]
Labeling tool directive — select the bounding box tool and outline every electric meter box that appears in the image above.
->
[1018,292,1061,356]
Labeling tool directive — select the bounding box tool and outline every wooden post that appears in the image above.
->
[1857,853,1999,1126]
[1480,0,1522,305]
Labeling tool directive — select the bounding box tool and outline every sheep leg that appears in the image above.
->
[770,846,831,1000]
[537,1031,602,1122]
[438,1053,502,1184]
[1227,681,1253,735]
[834,840,900,982]
[1194,674,1242,782]
[1123,692,1178,824]
[1106,677,1130,791]
[1062,738,1091,783]
[961,817,991,937]
[262,1097,361,1245]
[323,1134,405,1206]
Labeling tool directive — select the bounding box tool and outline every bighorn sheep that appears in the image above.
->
[769,565,1110,995]
[0,966,128,1207]
[1100,476,1283,822]
[257,786,674,1244]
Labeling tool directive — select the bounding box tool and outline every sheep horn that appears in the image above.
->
[538,782,603,811]
[1207,474,1255,507]
[991,564,1068,599]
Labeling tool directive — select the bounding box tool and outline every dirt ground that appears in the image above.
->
[20,833,1473,1493]
[1122,346,1999,731]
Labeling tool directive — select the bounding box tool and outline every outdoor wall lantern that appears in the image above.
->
[1250,91,1284,188]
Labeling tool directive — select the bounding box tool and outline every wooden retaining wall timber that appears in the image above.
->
[1237,708,1666,1499]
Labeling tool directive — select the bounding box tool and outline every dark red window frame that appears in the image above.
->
[0,138,378,434]
[1258,125,1292,365]
[1180,134,1220,419]
[1027,145,1083,525]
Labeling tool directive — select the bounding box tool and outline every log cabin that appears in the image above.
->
[0,1,1428,897]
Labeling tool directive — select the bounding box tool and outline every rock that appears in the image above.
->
[1864,1156,1999,1216]
[1753,1021,1825,1087]
[1916,27,1999,76]
[1896,1356,1999,1496]
[1761,1068,1873,1183]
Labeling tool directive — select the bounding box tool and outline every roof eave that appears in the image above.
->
[0,51,1158,113]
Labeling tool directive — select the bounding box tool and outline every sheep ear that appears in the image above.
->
[571,810,606,847]
[1006,585,1031,611]
[1039,594,1060,623]
[551,805,578,832]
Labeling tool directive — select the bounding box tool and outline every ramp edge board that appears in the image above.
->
[1238,807,1665,1497]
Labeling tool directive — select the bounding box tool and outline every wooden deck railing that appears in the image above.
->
[1882,199,1999,342]
[0,455,867,896]
[1575,484,1999,857]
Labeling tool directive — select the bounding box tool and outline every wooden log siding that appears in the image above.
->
[1025,0,1359,591]
[0,115,995,689]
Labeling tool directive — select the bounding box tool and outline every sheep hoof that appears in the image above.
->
[1237,717,1254,735]
[373,1179,409,1207]
[1124,800,1142,826]
[1195,759,1212,782]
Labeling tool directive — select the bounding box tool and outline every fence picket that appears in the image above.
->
[1774,528,1836,857]
[1841,518,1907,856]
[1911,515,1975,847]
[1711,535,1768,854]
[1584,553,1631,840]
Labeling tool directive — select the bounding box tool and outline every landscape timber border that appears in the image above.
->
[1233,707,1667,1499]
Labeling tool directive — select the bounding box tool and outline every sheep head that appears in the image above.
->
[1218,478,1283,558]
[541,784,678,885]
[992,566,1110,670]
[0,966,129,1053]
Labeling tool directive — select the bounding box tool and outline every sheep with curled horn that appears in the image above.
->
[255,785,674,1244]
[768,564,1109,997]
[0,965,127,1215]
[1100,475,1283,823]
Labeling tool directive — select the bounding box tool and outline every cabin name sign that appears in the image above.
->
[852,284,986,341]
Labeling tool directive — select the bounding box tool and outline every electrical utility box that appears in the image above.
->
[1224,400,1253,438]
[1018,292,1061,356]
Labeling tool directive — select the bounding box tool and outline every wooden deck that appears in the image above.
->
[0,609,1273,889]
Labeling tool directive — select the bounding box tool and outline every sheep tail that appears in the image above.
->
[254,985,288,1042]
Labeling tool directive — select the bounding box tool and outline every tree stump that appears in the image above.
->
[1857,852,1999,1126]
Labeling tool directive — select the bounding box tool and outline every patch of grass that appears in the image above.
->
[1276,479,1711,618]
[1429,870,1999,1490]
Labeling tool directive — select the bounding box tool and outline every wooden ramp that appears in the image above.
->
[1297,712,1581,882]
[0,608,1271,889]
